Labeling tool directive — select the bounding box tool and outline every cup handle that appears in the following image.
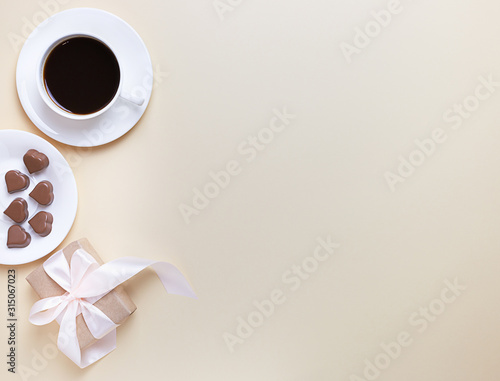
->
[119,90,145,107]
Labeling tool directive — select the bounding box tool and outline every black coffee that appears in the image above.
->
[43,37,120,115]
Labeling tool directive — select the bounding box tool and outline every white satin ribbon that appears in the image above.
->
[29,249,196,368]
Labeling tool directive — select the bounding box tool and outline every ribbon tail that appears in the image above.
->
[81,300,118,340]
[151,262,197,298]
[57,300,82,367]
[76,256,196,299]
[79,329,117,368]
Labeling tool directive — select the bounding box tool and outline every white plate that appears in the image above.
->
[0,130,78,265]
[16,8,153,147]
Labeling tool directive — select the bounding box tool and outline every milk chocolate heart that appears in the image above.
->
[5,170,30,194]
[23,149,49,174]
[7,225,31,248]
[29,212,53,237]
[29,181,54,206]
[3,198,29,224]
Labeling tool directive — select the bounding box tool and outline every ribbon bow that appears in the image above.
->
[29,249,196,368]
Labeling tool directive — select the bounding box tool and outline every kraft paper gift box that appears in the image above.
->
[26,238,137,350]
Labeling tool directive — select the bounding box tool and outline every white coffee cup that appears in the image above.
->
[36,33,144,121]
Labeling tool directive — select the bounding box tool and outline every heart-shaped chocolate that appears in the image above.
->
[4,198,29,224]
[5,170,30,194]
[29,181,54,206]
[7,225,31,248]
[29,212,53,237]
[23,149,49,174]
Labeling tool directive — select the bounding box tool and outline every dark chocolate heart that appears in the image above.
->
[5,170,30,194]
[3,198,29,224]
[23,149,49,174]
[29,181,54,206]
[29,212,53,237]
[7,225,31,249]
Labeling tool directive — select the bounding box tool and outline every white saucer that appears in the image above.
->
[16,8,153,147]
[0,130,78,265]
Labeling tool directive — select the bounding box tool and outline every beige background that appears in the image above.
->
[1,0,500,380]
